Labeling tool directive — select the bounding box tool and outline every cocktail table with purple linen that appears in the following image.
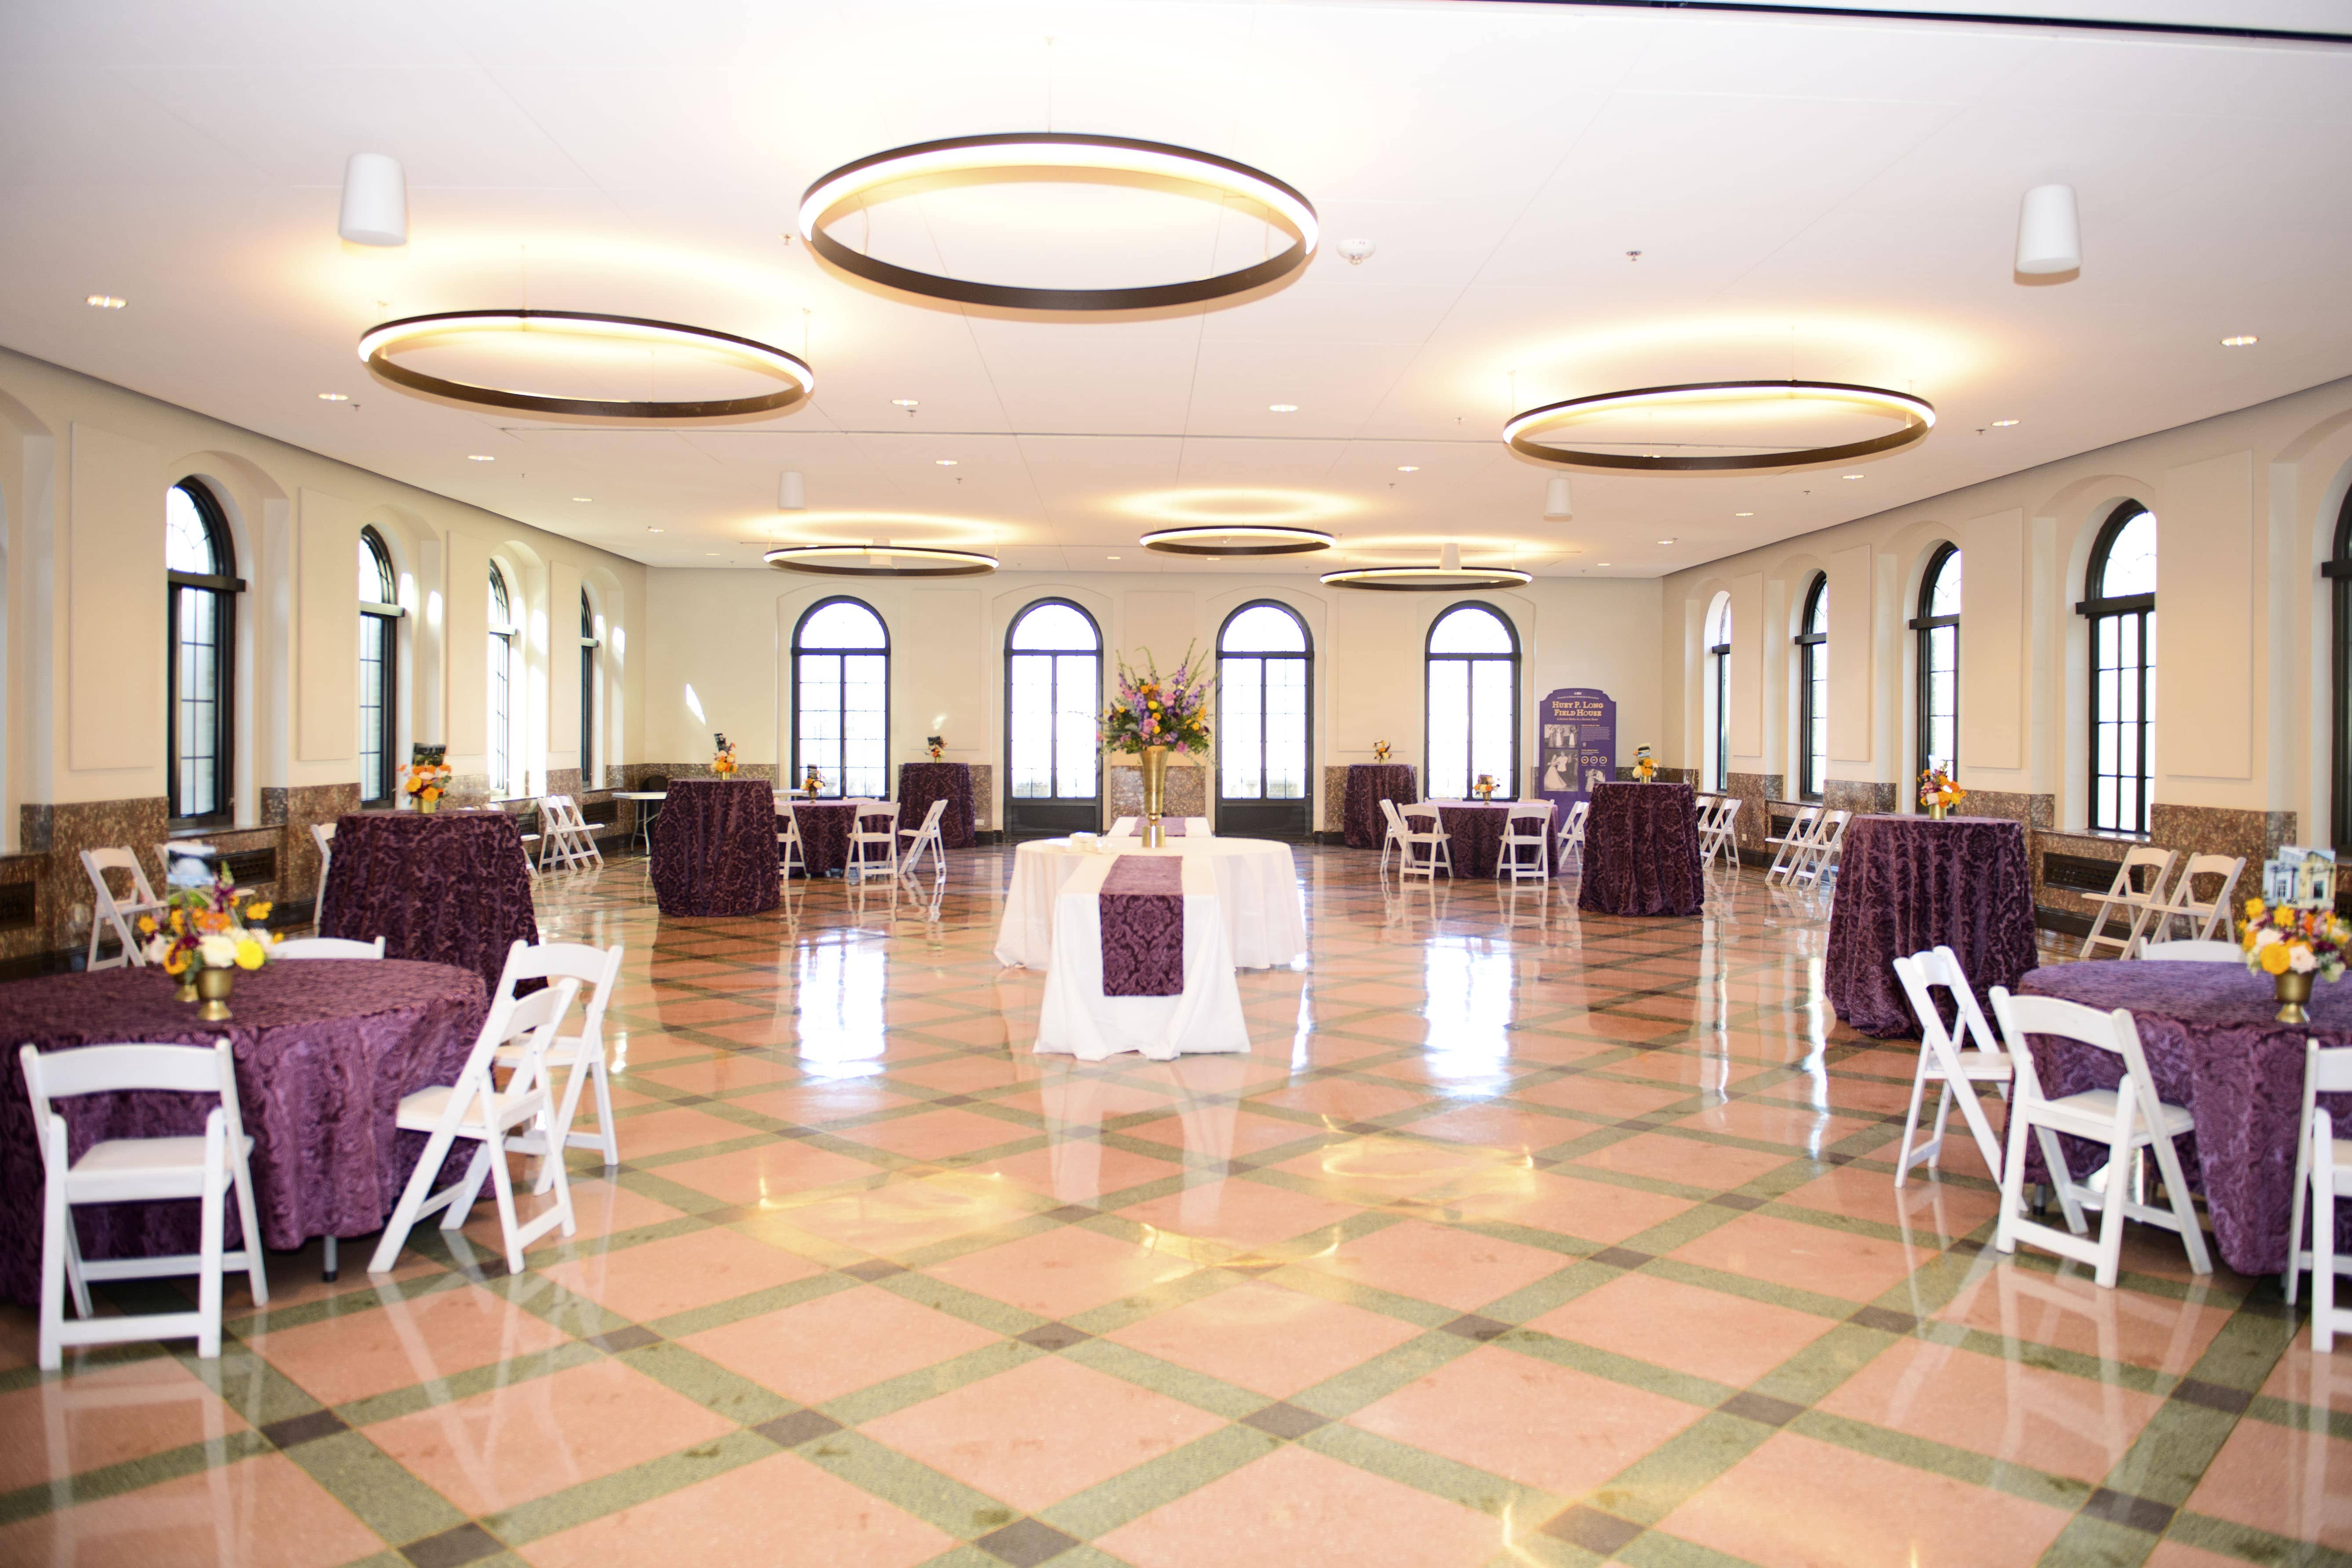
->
[653,778,782,915]
[1344,764,1420,849]
[1422,801,1556,879]
[1825,815,2038,1040]
[2015,960,2352,1276]
[0,959,486,1304]
[322,809,539,994]
[896,763,977,849]
[1577,782,1704,916]
[782,801,898,877]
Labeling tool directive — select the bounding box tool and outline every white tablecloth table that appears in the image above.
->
[1036,852,1249,1061]
[995,836,1305,971]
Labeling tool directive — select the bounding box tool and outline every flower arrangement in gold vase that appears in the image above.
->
[142,853,275,1021]
[2241,895,2352,1023]
[1473,774,1497,802]
[1632,747,1657,782]
[712,735,739,776]
[803,765,824,800]
[1373,740,1392,763]
[1919,764,1964,819]
[398,761,452,812]
[927,735,945,761]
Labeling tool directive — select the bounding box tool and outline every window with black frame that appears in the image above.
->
[1005,599,1103,836]
[1425,603,1519,800]
[1795,574,1828,801]
[2082,504,2156,833]
[1707,595,1732,793]
[488,564,516,797]
[793,596,889,798]
[2330,489,2352,849]
[167,480,240,823]
[358,527,401,804]
[1913,544,1961,788]
[1217,600,1311,837]
[579,589,599,789]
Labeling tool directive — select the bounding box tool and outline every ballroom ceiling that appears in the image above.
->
[3,0,2350,575]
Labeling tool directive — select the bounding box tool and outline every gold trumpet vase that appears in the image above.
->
[195,966,236,1022]
[1141,745,1169,848]
[2276,968,2315,1024]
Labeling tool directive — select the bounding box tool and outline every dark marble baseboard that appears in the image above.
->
[1724,773,1784,856]
[1823,779,1898,816]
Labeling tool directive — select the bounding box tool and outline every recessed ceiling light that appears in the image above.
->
[317,392,348,401]
[891,398,919,408]
[2221,334,2258,347]
[467,454,495,461]
[1735,511,1753,517]
[705,552,719,556]
[1842,472,1867,480]
[648,527,664,534]
[935,458,957,466]
[1656,538,1676,545]
[1396,465,1419,473]
[1599,562,1611,567]
[1991,418,2020,427]
[85,295,125,309]
[1106,555,1121,560]
[1268,403,1298,413]
[572,496,592,502]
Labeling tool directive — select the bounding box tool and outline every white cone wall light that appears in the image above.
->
[778,471,805,510]
[2015,184,2080,276]
[1545,477,1573,520]
[339,153,408,247]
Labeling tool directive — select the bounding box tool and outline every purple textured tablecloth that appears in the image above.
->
[1577,783,1703,916]
[1344,764,1420,849]
[1826,815,2038,1041]
[651,779,781,916]
[322,810,539,995]
[0,959,486,1304]
[1100,855,1184,997]
[2015,961,2352,1276]
[1428,803,1556,879]
[782,802,897,877]
[896,763,977,850]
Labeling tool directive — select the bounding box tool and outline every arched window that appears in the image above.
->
[487,564,516,797]
[1706,594,1733,793]
[2082,504,2156,833]
[1914,544,1961,787]
[1005,599,1102,836]
[167,480,241,822]
[358,527,400,803]
[2331,490,2352,848]
[1426,603,1519,800]
[1218,600,1312,836]
[578,589,600,789]
[793,597,888,797]
[1795,574,1828,801]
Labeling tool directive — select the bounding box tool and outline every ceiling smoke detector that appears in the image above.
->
[1337,238,1375,265]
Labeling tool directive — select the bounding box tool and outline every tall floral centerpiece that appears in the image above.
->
[142,852,275,1020]
[1632,747,1657,782]
[712,735,739,776]
[1920,764,1964,820]
[1373,740,1392,763]
[1101,644,1213,847]
[2241,895,2352,1023]
[399,760,451,812]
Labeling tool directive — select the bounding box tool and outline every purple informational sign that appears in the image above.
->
[1537,687,1616,822]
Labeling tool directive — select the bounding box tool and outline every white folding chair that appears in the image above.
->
[2136,940,2245,964]
[1496,802,1553,884]
[19,1038,268,1368]
[1890,946,2012,1185]
[1763,806,1822,886]
[270,935,387,960]
[2285,1041,2352,1316]
[1377,799,1407,874]
[775,796,807,881]
[1700,797,1744,871]
[1383,798,1451,881]
[560,797,605,866]
[899,798,950,879]
[537,796,598,871]
[490,941,625,1192]
[2146,854,2245,946]
[846,802,901,883]
[2079,847,2178,960]
[367,966,582,1276]
[311,822,336,926]
[1988,988,2213,1288]
[1555,799,1590,870]
[1794,809,1851,888]
[79,848,164,970]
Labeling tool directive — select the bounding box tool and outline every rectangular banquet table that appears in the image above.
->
[1824,815,2038,1039]
[651,778,781,915]
[895,762,977,849]
[1036,851,1248,1060]
[2015,959,2352,1276]
[1344,764,1420,849]
[321,809,540,994]
[1420,800,1556,879]
[0,959,487,1304]
[1576,782,1704,916]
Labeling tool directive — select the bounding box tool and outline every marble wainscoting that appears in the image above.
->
[2028,804,2293,937]
[1722,773,1783,859]
[1823,779,1899,816]
[261,782,362,909]
[1106,760,1208,826]
[15,796,172,967]
[1321,767,1347,839]
[964,764,996,832]
[1957,790,2056,830]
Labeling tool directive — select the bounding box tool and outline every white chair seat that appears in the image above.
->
[393,1082,538,1136]
[494,1034,590,1068]
[2038,1087,2195,1141]
[69,1133,251,1192]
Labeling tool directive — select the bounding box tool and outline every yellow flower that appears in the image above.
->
[246,901,272,922]
[136,914,157,935]
[2261,941,2295,975]
[168,908,186,934]
[161,947,188,976]
[233,938,267,970]
[2246,896,2266,918]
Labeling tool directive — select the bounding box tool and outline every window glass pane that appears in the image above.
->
[167,485,220,575]
[1929,550,1962,617]
[1807,581,1828,636]
[488,632,511,794]
[2098,510,2157,598]
[488,566,511,631]
[1008,653,1053,797]
[1055,654,1098,798]
[1428,605,1512,654]
[359,612,390,801]
[1707,594,1733,647]
[842,652,887,796]
[1470,658,1513,791]
[1428,658,1469,800]
[1010,602,1097,651]
[174,583,221,816]
[1265,658,1307,799]
[1221,656,1263,798]
[1221,604,1306,654]
[798,652,844,791]
[799,599,887,651]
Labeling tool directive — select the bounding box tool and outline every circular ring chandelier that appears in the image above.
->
[1141,525,1333,557]
[1503,379,1934,472]
[359,310,814,420]
[797,132,1318,311]
[1321,564,1532,591]
[764,544,997,577]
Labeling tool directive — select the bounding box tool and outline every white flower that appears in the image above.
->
[2291,945,2319,974]
[2254,927,2282,948]
[142,934,172,965]
[198,934,237,969]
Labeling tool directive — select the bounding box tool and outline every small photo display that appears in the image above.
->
[410,743,447,768]
[713,732,728,752]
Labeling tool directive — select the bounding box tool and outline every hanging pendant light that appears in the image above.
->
[1544,477,1574,520]
[338,153,408,247]
[2015,184,2081,277]
[778,471,805,510]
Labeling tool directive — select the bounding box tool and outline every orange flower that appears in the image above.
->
[2261,941,2295,976]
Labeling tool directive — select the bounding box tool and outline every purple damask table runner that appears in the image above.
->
[1344,764,1419,849]
[1100,855,1184,997]
[322,810,539,994]
[0,959,486,1304]
[895,763,977,850]
[1577,783,1703,916]
[1825,815,2038,1040]
[2015,961,2352,1276]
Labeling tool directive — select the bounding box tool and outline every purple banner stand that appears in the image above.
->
[1537,687,1617,825]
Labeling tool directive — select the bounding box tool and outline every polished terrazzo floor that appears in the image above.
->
[0,846,2334,1567]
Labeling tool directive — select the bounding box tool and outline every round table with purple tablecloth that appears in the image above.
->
[1423,801,1556,879]
[1344,764,1420,849]
[895,763,977,850]
[1825,815,2038,1040]
[651,778,782,915]
[2016,960,2352,1276]
[0,959,486,1304]
[781,800,898,877]
[1576,782,1704,916]
[322,809,539,994]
